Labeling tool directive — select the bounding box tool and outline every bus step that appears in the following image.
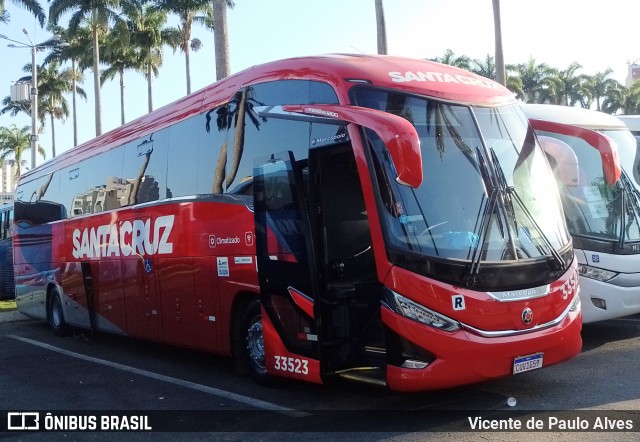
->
[335,367,386,387]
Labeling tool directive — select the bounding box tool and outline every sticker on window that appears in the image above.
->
[583,186,608,219]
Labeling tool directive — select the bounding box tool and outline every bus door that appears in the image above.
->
[253,147,384,386]
[309,143,384,386]
[253,151,322,383]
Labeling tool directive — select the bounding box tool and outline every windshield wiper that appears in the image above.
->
[618,171,640,247]
[466,147,499,286]
[489,148,565,271]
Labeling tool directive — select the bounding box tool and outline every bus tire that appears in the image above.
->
[48,289,71,337]
[237,299,275,385]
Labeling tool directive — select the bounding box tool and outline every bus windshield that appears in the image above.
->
[352,89,571,282]
[538,129,640,245]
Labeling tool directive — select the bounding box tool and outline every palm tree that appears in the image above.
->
[586,69,621,111]
[602,81,640,115]
[20,61,87,157]
[124,0,176,112]
[0,0,45,26]
[43,25,92,147]
[154,0,212,95]
[544,62,591,106]
[509,57,556,103]
[492,0,505,86]
[0,124,45,178]
[101,21,141,125]
[471,54,496,79]
[0,95,30,118]
[374,0,387,55]
[430,49,472,70]
[49,0,121,137]
[210,0,234,80]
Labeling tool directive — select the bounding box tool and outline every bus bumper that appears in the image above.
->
[579,275,640,323]
[382,303,582,392]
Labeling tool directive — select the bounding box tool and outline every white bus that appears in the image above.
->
[524,104,640,323]
[616,115,640,144]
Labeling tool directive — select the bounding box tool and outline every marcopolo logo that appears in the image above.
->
[71,215,174,259]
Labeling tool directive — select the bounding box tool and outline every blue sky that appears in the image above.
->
[1,0,639,166]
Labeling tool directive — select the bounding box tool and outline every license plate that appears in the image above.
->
[513,353,543,374]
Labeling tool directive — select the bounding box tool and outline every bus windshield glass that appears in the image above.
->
[538,129,640,244]
[352,88,570,267]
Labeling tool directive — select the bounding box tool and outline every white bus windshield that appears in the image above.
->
[538,129,640,245]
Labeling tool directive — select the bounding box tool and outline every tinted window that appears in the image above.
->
[244,80,338,106]
[61,149,124,216]
[16,172,59,204]
[225,86,310,194]
[121,128,169,205]
[167,117,200,198]
[198,105,229,194]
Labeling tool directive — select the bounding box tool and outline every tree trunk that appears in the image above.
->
[212,0,231,80]
[492,0,506,86]
[185,40,191,95]
[147,63,153,112]
[225,90,247,188]
[50,111,56,158]
[92,22,103,135]
[119,69,125,125]
[374,0,387,55]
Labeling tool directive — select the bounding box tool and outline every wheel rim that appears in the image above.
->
[246,315,266,373]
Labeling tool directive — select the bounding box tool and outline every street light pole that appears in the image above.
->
[1,30,67,171]
[30,42,38,171]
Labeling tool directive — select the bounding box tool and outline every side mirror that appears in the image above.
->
[282,104,423,188]
[537,136,580,187]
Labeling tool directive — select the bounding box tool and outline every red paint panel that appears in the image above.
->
[384,258,579,333]
[158,257,198,348]
[262,308,322,384]
[287,286,314,319]
[192,256,220,352]
[382,305,582,392]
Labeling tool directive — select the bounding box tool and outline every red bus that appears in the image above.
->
[13,54,582,392]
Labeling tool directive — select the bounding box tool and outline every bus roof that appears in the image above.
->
[22,54,515,182]
[522,104,627,131]
[616,115,640,132]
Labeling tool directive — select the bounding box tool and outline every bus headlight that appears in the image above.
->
[578,265,617,282]
[384,288,460,332]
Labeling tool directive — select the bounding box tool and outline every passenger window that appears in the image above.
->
[168,118,200,198]
[121,129,169,205]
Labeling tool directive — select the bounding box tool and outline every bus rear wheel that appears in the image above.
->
[48,290,71,336]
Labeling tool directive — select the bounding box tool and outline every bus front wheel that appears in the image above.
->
[237,299,274,385]
[48,290,71,336]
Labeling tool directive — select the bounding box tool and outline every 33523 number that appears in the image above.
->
[273,355,309,375]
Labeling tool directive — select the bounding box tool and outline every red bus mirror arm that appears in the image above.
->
[282,104,423,188]
[529,119,622,186]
